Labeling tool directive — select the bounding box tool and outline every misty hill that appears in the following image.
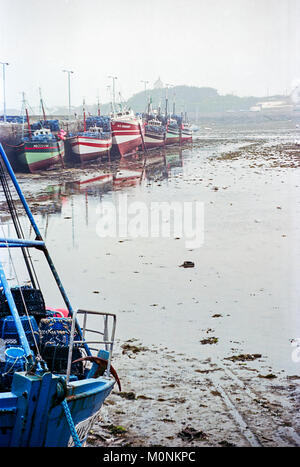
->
[4,85,289,119]
[126,85,286,115]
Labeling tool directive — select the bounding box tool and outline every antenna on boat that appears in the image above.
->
[62,69,74,119]
[39,87,46,121]
[108,75,117,115]
[172,89,176,116]
[20,92,26,139]
[21,92,32,139]
[165,83,172,118]
[97,94,101,116]
[83,97,86,131]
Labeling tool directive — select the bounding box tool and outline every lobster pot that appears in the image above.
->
[86,116,111,132]
[0,286,47,324]
[0,315,39,348]
[30,120,60,132]
[39,317,84,378]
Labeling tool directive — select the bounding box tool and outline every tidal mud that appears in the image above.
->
[1,122,299,446]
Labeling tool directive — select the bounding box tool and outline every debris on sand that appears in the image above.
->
[116,391,136,400]
[258,373,277,379]
[200,337,219,345]
[107,424,127,435]
[178,427,208,441]
[179,261,195,268]
[224,353,262,362]
[121,341,148,356]
[219,440,236,447]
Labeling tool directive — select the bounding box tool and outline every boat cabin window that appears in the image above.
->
[33,129,51,136]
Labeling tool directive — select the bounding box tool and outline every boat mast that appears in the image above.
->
[97,95,101,116]
[20,92,26,139]
[108,75,117,115]
[172,89,176,116]
[23,92,32,139]
[165,83,172,119]
[165,86,168,118]
[83,98,86,131]
[39,87,46,121]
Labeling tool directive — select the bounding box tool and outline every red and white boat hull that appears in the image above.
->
[69,135,112,163]
[111,120,142,157]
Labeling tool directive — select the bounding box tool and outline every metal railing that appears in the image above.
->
[66,309,116,385]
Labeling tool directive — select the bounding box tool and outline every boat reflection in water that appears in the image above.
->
[25,147,184,220]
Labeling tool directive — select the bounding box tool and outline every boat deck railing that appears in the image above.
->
[66,309,116,384]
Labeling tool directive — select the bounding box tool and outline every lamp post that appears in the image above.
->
[63,69,74,118]
[108,75,117,114]
[0,61,9,123]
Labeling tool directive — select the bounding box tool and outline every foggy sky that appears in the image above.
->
[1,0,299,111]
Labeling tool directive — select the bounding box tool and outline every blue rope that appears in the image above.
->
[61,399,82,447]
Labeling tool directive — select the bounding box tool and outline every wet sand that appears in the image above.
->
[1,122,300,446]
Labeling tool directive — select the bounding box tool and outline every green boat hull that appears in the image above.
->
[18,141,64,173]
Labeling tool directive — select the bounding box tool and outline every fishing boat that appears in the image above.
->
[144,117,165,149]
[111,109,143,157]
[165,118,180,146]
[68,101,112,163]
[13,93,65,173]
[181,122,193,143]
[68,125,112,164]
[17,127,65,173]
[0,143,120,447]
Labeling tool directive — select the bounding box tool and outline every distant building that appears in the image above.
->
[154,77,164,89]
[250,105,262,112]
[256,100,292,110]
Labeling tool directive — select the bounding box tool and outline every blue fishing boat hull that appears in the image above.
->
[0,371,115,447]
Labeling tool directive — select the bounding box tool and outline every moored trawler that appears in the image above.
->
[181,122,193,142]
[17,127,64,173]
[144,117,165,149]
[10,93,65,173]
[165,118,180,145]
[110,109,143,157]
[68,115,112,163]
